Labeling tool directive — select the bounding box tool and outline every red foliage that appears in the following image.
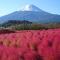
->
[0,29,60,60]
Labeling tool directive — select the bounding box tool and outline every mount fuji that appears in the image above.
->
[0,4,60,23]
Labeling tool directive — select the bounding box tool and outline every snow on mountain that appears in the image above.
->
[0,4,60,24]
[21,4,41,11]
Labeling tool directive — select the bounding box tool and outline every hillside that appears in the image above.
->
[0,5,60,23]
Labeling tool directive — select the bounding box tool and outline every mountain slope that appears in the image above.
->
[0,5,60,23]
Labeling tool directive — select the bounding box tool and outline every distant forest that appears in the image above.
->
[0,20,60,30]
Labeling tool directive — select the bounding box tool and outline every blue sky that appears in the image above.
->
[0,0,60,16]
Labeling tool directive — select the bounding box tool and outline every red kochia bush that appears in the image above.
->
[0,29,60,60]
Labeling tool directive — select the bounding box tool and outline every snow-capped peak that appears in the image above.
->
[21,4,41,11]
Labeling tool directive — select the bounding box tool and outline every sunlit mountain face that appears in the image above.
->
[21,4,41,11]
[0,4,60,24]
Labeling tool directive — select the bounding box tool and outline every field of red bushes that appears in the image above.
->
[0,29,60,60]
